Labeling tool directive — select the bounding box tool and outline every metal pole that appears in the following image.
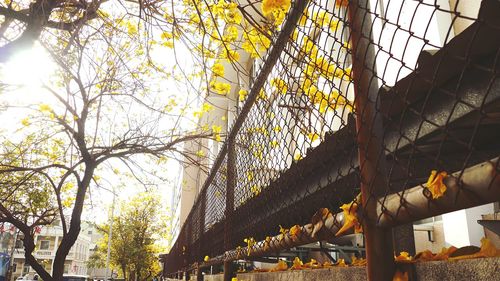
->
[105,192,116,281]
[223,139,236,281]
[347,0,395,280]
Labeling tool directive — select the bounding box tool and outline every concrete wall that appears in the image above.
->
[414,222,446,253]
[233,257,499,281]
[443,204,494,248]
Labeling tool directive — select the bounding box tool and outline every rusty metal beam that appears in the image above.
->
[374,157,500,228]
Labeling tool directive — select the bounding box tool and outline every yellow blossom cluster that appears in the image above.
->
[262,0,292,25]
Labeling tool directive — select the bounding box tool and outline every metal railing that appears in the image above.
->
[162,0,500,280]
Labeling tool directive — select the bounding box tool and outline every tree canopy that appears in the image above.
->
[89,193,168,281]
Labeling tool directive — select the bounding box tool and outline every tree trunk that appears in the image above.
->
[121,264,127,281]
[51,163,96,281]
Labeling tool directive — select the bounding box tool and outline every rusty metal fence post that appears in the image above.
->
[347,0,395,280]
[224,139,236,281]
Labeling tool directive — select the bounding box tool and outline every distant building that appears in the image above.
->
[0,220,92,281]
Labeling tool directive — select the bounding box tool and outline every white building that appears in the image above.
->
[0,220,92,281]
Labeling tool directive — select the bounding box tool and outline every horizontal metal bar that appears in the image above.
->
[374,157,500,228]
[198,157,499,268]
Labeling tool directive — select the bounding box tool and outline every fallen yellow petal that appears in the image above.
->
[425,170,448,199]
[334,259,348,267]
[290,225,301,241]
[291,257,304,270]
[449,238,499,260]
[270,260,288,272]
[336,201,360,236]
[351,256,367,266]
[395,251,413,263]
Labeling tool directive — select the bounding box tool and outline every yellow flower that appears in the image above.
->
[278,225,288,241]
[270,140,279,148]
[238,89,248,101]
[289,225,301,241]
[247,171,254,181]
[196,150,205,157]
[270,260,288,272]
[336,200,362,236]
[291,257,304,270]
[395,251,413,263]
[212,125,222,134]
[335,259,347,267]
[21,117,30,126]
[425,170,448,199]
[262,0,291,25]
[250,185,261,196]
[210,81,231,95]
[224,25,239,42]
[204,255,209,262]
[39,104,52,112]
[307,132,319,142]
[294,152,302,161]
[270,78,288,95]
[244,237,256,256]
[212,63,224,77]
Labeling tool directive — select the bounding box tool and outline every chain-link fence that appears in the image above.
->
[162,0,500,280]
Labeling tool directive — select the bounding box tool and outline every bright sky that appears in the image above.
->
[0,36,201,240]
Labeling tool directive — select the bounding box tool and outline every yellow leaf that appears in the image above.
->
[204,256,209,262]
[425,170,448,199]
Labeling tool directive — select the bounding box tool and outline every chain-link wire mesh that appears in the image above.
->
[163,0,500,277]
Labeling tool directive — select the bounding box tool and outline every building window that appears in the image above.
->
[23,265,30,274]
[39,240,50,250]
[64,264,69,274]
[12,263,17,273]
